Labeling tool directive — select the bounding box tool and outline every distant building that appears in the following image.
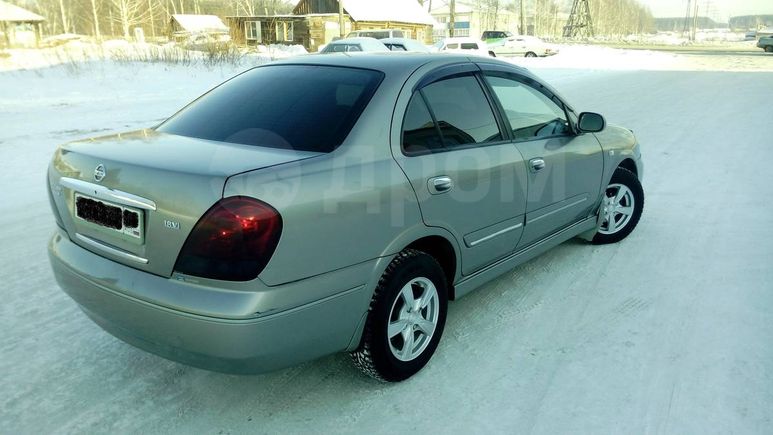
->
[226,0,435,51]
[427,0,519,41]
[169,14,230,42]
[0,0,44,48]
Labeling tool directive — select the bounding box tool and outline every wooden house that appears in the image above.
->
[226,0,435,52]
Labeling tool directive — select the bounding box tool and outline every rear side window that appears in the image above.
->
[401,74,502,154]
[402,93,443,154]
[157,65,383,153]
[393,30,404,38]
[421,75,501,148]
[461,43,478,49]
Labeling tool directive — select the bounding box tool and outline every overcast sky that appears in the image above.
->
[640,0,772,20]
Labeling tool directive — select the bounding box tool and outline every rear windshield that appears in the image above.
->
[157,65,383,153]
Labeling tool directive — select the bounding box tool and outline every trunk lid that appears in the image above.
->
[48,129,319,277]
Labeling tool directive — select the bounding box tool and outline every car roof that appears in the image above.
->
[328,37,381,44]
[325,37,390,52]
[271,52,523,76]
[444,37,482,43]
[261,54,567,109]
[380,37,430,50]
[380,37,418,43]
[352,29,402,32]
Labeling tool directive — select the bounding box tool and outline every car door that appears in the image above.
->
[393,65,528,275]
[480,67,604,248]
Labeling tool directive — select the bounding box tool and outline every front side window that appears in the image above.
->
[485,75,571,141]
[157,65,383,153]
[401,74,502,154]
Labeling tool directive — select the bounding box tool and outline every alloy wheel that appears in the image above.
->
[387,277,440,361]
[598,183,635,235]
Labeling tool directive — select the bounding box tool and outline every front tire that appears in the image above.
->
[765,46,773,53]
[525,51,537,57]
[351,249,448,382]
[592,167,644,244]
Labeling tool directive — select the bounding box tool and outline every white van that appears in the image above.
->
[346,29,405,39]
[436,37,495,57]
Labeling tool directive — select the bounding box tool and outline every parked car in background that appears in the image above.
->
[347,29,405,39]
[381,37,431,52]
[757,36,773,53]
[437,37,495,57]
[47,53,644,382]
[319,37,390,53]
[481,30,514,44]
[491,35,557,57]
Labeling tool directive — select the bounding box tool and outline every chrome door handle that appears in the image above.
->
[428,176,453,194]
[529,158,546,172]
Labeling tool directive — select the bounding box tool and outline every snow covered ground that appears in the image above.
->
[1,49,772,433]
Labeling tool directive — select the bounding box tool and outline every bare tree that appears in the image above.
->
[57,0,71,33]
[89,0,101,39]
[109,0,148,38]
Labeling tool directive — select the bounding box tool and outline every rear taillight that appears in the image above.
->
[174,196,282,281]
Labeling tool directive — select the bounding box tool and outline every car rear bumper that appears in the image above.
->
[48,229,372,374]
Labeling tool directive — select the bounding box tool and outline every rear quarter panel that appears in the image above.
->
[224,72,426,286]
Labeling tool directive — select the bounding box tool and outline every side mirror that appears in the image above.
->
[577,112,605,133]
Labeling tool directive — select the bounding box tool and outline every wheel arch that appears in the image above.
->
[405,235,458,300]
[345,228,462,352]
[376,225,462,300]
[618,158,638,177]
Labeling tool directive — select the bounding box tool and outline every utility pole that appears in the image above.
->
[449,0,455,38]
[682,0,692,36]
[692,0,699,41]
[339,0,345,37]
[519,0,524,35]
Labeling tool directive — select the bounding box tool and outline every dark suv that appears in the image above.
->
[481,31,513,43]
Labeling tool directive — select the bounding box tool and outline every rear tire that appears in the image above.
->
[350,249,448,382]
[592,167,644,245]
[488,51,497,57]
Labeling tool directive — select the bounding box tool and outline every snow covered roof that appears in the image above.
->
[0,0,44,23]
[341,0,435,25]
[426,0,475,15]
[171,14,228,33]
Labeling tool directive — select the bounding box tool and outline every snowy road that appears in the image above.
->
[1,58,772,433]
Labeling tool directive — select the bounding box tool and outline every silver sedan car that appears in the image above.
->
[47,54,644,382]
